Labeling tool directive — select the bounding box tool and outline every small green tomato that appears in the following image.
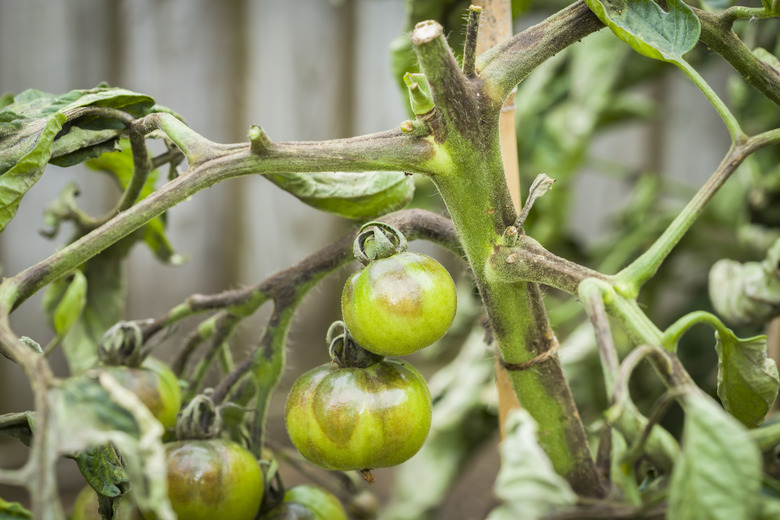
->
[285,359,432,471]
[148,439,263,520]
[261,484,347,520]
[341,251,457,356]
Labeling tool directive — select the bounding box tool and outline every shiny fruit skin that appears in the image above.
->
[261,484,347,520]
[285,359,432,470]
[341,251,457,356]
[148,439,263,520]
[105,357,181,430]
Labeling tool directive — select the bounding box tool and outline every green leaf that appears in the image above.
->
[584,0,701,64]
[0,112,66,233]
[0,86,155,232]
[716,330,779,428]
[487,409,577,520]
[265,171,414,220]
[668,393,762,520]
[0,412,35,446]
[53,270,88,338]
[0,498,31,520]
[74,444,129,498]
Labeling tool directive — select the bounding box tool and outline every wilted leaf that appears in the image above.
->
[584,0,700,64]
[0,85,155,232]
[265,171,414,220]
[668,393,762,520]
[0,498,31,520]
[0,112,65,233]
[716,330,779,428]
[487,409,577,520]
[53,270,88,338]
[0,412,35,446]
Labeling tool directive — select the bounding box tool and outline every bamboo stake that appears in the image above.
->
[471,0,522,439]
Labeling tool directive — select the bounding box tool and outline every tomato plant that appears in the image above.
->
[147,439,263,520]
[285,358,432,471]
[2,1,780,520]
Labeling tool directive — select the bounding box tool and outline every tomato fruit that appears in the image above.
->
[144,439,263,520]
[285,359,432,470]
[104,357,181,430]
[261,484,347,520]
[70,486,143,520]
[341,251,456,356]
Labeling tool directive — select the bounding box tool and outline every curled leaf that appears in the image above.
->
[265,171,414,220]
[584,0,700,64]
[716,330,779,428]
[709,238,780,327]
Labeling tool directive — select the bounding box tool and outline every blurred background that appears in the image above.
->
[1,1,778,518]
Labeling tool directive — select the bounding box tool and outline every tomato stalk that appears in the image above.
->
[410,18,603,497]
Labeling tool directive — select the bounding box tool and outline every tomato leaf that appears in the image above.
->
[583,0,700,64]
[487,409,577,520]
[715,330,779,428]
[0,112,65,233]
[668,393,762,520]
[0,86,155,233]
[74,444,129,499]
[0,498,31,520]
[52,270,88,339]
[265,171,414,220]
[0,412,35,447]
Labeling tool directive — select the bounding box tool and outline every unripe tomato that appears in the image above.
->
[104,357,181,430]
[341,251,456,356]
[285,359,432,470]
[143,439,263,520]
[261,484,347,520]
[70,486,143,520]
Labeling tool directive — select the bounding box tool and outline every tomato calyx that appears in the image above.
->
[327,321,383,369]
[352,221,408,266]
[98,321,147,367]
[175,393,222,441]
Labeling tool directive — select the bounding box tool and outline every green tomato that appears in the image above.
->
[341,251,457,356]
[261,484,347,520]
[70,486,143,520]
[285,359,432,470]
[145,439,263,520]
[105,357,181,430]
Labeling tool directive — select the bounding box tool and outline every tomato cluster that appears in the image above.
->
[285,222,456,472]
